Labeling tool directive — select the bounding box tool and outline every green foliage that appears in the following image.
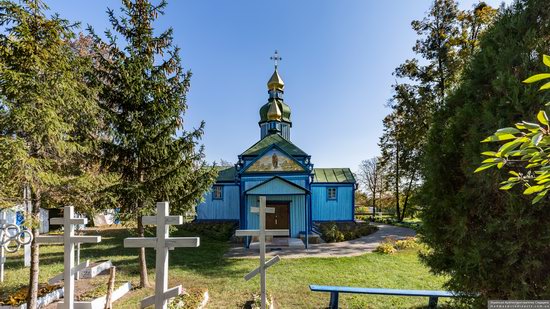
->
[376,236,420,254]
[395,237,420,250]
[477,55,550,204]
[379,0,496,222]
[87,0,217,218]
[375,242,397,254]
[0,0,109,209]
[421,0,550,306]
[319,223,344,243]
[179,221,238,241]
[317,222,378,243]
[0,0,112,305]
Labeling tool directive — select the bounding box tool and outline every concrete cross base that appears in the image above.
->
[78,260,113,279]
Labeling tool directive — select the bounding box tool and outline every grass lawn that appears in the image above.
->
[0,227,448,308]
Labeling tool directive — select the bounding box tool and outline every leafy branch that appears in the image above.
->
[476,55,550,204]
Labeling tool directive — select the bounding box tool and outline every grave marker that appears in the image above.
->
[124,202,200,309]
[235,196,288,309]
[0,213,32,282]
[35,206,101,309]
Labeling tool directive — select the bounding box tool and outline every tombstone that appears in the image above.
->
[235,196,288,309]
[124,202,200,309]
[35,206,101,309]
[0,213,33,282]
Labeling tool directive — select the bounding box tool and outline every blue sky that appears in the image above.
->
[48,0,508,172]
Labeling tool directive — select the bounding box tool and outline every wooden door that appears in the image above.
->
[266,202,290,235]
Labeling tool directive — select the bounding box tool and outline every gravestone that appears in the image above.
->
[35,206,101,309]
[235,196,288,309]
[124,202,200,309]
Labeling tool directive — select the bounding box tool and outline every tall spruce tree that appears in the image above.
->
[88,0,216,288]
[0,0,102,306]
[421,0,550,305]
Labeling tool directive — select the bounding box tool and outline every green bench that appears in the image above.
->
[309,285,474,308]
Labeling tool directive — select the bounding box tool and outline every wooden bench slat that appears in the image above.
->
[309,285,458,298]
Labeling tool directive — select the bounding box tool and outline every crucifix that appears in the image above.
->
[124,202,200,309]
[235,196,288,309]
[35,206,101,309]
[270,50,282,70]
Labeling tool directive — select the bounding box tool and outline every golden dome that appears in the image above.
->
[267,69,284,90]
[266,101,282,121]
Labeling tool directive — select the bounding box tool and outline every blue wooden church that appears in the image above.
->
[196,56,356,245]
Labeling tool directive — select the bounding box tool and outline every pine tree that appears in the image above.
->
[88,0,217,288]
[0,0,102,306]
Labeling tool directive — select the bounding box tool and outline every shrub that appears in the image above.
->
[317,222,378,243]
[375,242,397,254]
[321,223,345,243]
[179,221,238,241]
[395,237,419,250]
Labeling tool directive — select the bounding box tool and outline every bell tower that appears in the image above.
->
[259,50,292,140]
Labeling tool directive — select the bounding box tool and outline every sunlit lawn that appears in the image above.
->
[0,227,448,308]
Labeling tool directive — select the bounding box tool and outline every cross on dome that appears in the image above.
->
[270,50,282,69]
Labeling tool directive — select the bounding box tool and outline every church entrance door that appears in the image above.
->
[266,202,290,235]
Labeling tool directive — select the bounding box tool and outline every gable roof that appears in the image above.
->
[241,133,308,157]
[215,166,237,182]
[243,146,307,174]
[313,168,356,183]
[244,176,310,194]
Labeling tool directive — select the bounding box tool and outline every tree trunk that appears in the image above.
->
[137,215,150,288]
[395,143,401,222]
[372,185,376,217]
[400,172,415,222]
[372,186,377,217]
[26,187,40,308]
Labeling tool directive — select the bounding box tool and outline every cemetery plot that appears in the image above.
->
[124,201,201,309]
[36,206,101,309]
[0,283,64,309]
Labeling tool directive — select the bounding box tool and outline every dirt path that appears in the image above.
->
[224,223,416,259]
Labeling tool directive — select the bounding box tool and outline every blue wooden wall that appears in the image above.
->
[246,195,306,237]
[247,178,306,195]
[196,185,240,220]
[242,175,307,191]
[311,184,353,221]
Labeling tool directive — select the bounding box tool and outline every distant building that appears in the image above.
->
[196,63,356,242]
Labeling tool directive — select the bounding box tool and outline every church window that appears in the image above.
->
[327,187,337,200]
[213,185,223,200]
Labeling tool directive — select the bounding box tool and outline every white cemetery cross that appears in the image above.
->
[0,214,33,282]
[35,206,101,309]
[124,202,200,309]
[235,196,289,309]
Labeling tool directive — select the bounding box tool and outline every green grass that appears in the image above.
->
[0,227,448,308]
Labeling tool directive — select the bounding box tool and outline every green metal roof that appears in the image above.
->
[313,168,356,183]
[215,166,236,182]
[241,133,308,157]
[259,99,291,123]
